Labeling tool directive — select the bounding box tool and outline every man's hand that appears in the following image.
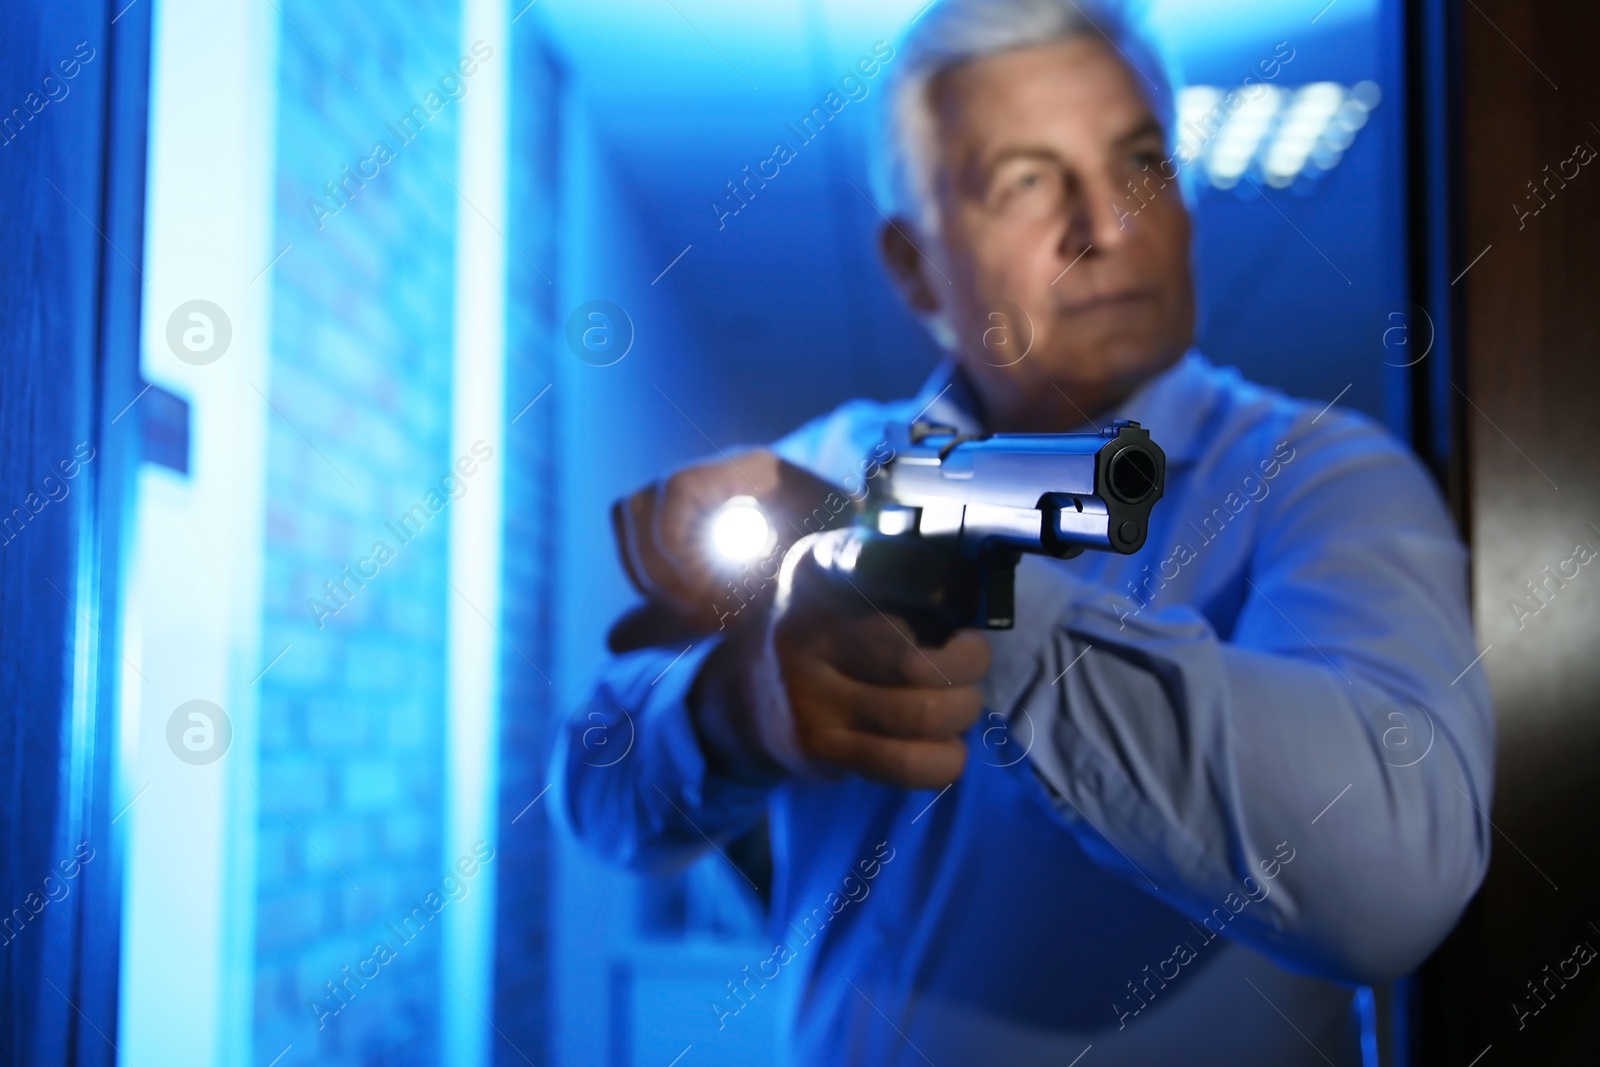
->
[613,450,992,790]
[694,532,992,791]
[610,449,844,637]
[774,543,993,788]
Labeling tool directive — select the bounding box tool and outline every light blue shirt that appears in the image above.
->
[552,352,1494,1066]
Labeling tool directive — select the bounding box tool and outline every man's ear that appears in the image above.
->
[878,218,942,315]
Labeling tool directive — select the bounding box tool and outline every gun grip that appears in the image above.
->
[811,530,1019,643]
[905,548,1016,646]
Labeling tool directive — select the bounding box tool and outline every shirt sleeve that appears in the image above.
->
[549,639,776,873]
[549,399,892,874]
[984,412,1496,985]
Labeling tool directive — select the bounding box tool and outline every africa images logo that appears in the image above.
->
[165,299,232,366]
[166,700,233,765]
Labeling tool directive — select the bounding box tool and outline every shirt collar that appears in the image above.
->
[908,349,1215,467]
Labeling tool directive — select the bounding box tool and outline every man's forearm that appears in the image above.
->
[991,550,1494,985]
[687,622,791,787]
[550,641,778,872]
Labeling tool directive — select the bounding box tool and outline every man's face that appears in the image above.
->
[909,37,1195,429]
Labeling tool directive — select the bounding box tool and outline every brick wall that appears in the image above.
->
[253,3,465,1064]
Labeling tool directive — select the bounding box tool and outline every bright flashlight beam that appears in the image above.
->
[710,496,773,562]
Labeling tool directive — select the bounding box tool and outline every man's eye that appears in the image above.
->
[984,164,1059,211]
[1010,168,1058,197]
[1130,149,1162,170]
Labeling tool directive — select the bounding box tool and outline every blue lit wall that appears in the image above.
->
[254,3,462,1062]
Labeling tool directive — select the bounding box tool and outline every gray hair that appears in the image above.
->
[872,0,1181,234]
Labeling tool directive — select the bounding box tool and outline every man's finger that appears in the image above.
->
[839,676,986,742]
[901,629,991,686]
[815,611,924,683]
[617,484,713,615]
[615,487,672,602]
[809,727,969,790]
[648,479,715,607]
[655,452,781,576]
[821,615,991,688]
[611,495,652,598]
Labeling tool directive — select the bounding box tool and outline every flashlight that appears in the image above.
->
[708,495,774,563]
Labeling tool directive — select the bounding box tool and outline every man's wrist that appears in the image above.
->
[687,620,790,788]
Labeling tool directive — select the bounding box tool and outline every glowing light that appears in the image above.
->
[1176,86,1224,167]
[1207,86,1283,187]
[1261,83,1337,186]
[710,496,773,562]
[1176,80,1381,191]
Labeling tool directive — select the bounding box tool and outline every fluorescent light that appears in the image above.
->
[1207,86,1283,184]
[1176,81,1379,190]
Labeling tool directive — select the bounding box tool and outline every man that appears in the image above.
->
[553,1,1494,1062]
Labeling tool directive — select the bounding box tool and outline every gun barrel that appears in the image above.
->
[877,419,1165,556]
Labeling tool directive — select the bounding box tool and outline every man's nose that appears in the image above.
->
[1057,175,1137,263]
